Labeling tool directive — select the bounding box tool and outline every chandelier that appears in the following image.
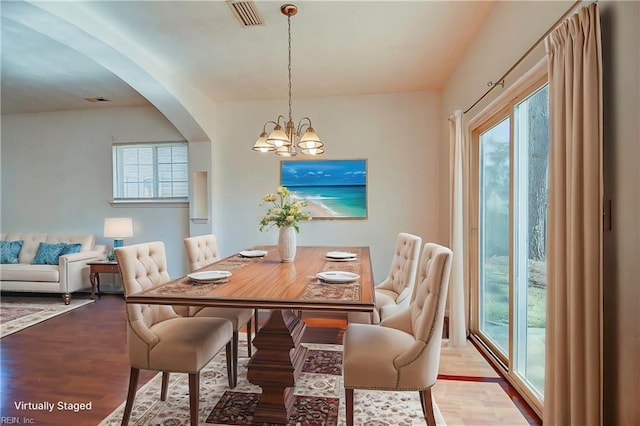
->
[252,4,324,157]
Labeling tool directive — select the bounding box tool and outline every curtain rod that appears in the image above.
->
[462,0,584,115]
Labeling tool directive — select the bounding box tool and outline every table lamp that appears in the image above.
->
[104,218,133,260]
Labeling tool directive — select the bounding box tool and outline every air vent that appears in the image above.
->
[84,97,111,103]
[227,1,264,27]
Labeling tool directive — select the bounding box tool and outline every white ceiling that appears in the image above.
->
[1,1,495,115]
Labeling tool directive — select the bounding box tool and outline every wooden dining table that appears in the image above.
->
[125,245,375,425]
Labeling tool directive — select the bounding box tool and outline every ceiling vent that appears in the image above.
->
[227,1,264,27]
[84,97,111,103]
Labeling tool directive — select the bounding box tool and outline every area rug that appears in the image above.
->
[0,296,94,338]
[100,339,446,425]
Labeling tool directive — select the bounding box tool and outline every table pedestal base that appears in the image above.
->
[247,309,307,425]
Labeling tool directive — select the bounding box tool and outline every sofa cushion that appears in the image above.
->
[60,243,82,255]
[32,243,67,265]
[0,240,23,264]
[0,264,59,282]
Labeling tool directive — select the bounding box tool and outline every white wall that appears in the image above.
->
[1,106,190,277]
[212,92,441,282]
[440,1,640,423]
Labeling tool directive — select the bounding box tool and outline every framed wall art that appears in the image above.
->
[280,159,367,219]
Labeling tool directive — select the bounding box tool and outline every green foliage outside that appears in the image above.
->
[484,256,546,328]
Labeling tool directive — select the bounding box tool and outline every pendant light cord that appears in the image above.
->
[287,13,293,123]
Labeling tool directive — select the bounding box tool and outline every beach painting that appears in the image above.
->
[281,159,367,219]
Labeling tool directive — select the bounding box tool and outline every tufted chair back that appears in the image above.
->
[372,232,422,322]
[184,234,220,272]
[115,241,177,369]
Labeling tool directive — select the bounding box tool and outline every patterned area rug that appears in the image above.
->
[100,338,446,425]
[0,296,94,338]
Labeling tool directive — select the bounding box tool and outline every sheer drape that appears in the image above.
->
[544,3,603,425]
[448,110,469,345]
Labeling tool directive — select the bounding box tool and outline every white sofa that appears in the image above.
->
[0,233,105,304]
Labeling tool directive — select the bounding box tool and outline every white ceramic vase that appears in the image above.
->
[278,225,297,263]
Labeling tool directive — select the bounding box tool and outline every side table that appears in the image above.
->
[88,261,120,300]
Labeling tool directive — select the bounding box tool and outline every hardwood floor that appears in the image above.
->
[0,294,541,425]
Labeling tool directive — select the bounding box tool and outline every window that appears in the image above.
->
[112,142,189,202]
[471,76,548,414]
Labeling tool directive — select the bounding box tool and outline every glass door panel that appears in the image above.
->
[513,85,549,396]
[478,117,511,357]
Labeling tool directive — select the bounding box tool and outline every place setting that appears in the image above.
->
[187,270,232,285]
[238,249,268,258]
[325,250,358,262]
[315,270,360,285]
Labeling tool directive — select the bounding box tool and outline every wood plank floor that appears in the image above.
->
[0,294,541,425]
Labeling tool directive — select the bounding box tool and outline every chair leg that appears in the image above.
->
[420,388,436,426]
[253,308,259,333]
[160,371,169,401]
[345,388,354,426]
[121,367,140,426]
[188,373,199,426]
[232,339,237,387]
[160,372,170,401]
[246,317,253,358]
[226,340,236,388]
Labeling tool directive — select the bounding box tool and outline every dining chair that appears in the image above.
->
[182,234,256,379]
[349,232,422,324]
[115,241,235,426]
[342,242,453,426]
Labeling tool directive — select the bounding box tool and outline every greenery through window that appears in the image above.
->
[112,142,189,201]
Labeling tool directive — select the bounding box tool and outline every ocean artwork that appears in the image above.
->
[281,159,367,219]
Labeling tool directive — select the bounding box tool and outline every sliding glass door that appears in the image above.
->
[472,78,549,411]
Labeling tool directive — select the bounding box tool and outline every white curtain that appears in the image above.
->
[448,109,469,345]
[544,3,603,425]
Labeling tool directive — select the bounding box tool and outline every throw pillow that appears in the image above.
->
[32,242,67,265]
[60,243,82,255]
[0,240,24,264]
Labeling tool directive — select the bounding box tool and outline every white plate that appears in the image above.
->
[325,251,358,259]
[327,257,358,262]
[315,271,360,284]
[239,250,268,258]
[188,270,232,283]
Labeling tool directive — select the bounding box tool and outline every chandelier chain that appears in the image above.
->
[287,13,293,123]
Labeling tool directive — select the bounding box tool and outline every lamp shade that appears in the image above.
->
[252,132,275,152]
[266,127,290,147]
[297,127,323,150]
[104,218,133,239]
